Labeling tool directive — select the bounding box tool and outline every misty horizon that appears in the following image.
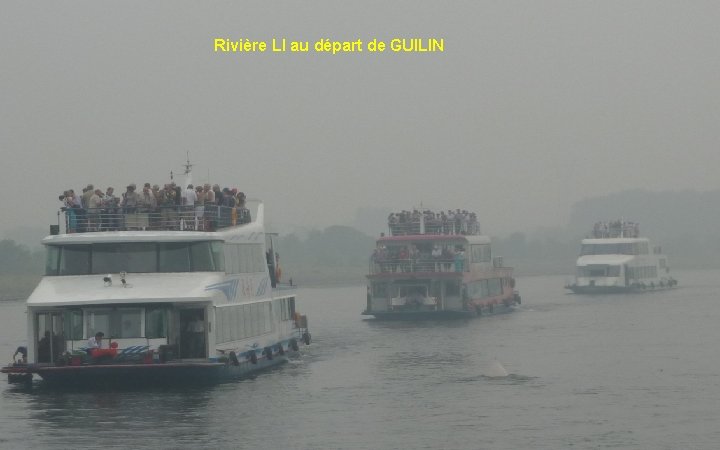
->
[2,2,719,242]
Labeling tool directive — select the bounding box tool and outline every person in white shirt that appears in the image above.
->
[87,332,104,349]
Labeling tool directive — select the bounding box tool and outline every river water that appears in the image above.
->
[1,269,719,449]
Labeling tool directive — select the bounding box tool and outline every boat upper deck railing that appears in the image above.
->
[57,204,251,233]
[388,222,481,237]
[387,209,480,237]
[590,220,640,239]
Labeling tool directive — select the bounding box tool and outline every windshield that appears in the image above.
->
[46,241,225,275]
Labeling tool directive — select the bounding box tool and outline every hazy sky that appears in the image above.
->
[2,1,719,240]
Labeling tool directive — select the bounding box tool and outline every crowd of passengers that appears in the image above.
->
[388,209,480,236]
[371,243,466,273]
[58,182,251,232]
[591,220,640,239]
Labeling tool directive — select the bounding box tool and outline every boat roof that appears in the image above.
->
[43,231,225,245]
[26,273,227,307]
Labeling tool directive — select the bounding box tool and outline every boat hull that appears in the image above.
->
[362,302,516,320]
[3,356,291,387]
[565,283,677,295]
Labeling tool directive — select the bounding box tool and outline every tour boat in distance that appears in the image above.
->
[565,220,677,294]
[362,209,521,319]
[2,163,311,387]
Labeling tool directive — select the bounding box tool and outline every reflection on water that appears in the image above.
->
[1,271,720,449]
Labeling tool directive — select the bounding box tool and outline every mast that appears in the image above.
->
[182,152,193,187]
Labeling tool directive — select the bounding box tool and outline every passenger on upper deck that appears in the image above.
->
[139,184,157,212]
[387,208,480,236]
[87,189,103,231]
[212,184,222,206]
[82,184,94,209]
[182,184,197,206]
[121,184,139,214]
[203,184,215,204]
[102,187,119,231]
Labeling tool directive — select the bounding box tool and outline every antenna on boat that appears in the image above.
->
[182,152,193,187]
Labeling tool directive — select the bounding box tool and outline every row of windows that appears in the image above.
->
[225,244,266,274]
[58,307,167,340]
[278,297,296,321]
[626,266,658,280]
[216,301,273,344]
[576,265,659,279]
[466,278,503,299]
[469,244,491,263]
[577,266,621,277]
[45,241,269,276]
[581,242,649,256]
[371,280,461,298]
[45,242,225,275]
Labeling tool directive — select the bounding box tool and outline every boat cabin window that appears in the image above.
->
[398,285,428,297]
[59,244,91,275]
[488,278,502,296]
[63,310,84,340]
[86,308,144,338]
[94,242,156,274]
[36,313,65,363]
[467,278,504,298]
[581,243,638,256]
[45,241,225,275]
[145,307,168,338]
[216,301,273,344]
[372,283,388,297]
[277,297,296,320]
[225,244,266,274]
[625,266,658,279]
[444,280,460,296]
[577,265,621,277]
[469,244,491,263]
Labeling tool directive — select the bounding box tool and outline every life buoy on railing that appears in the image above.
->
[229,351,239,366]
[248,350,258,364]
[289,338,299,351]
[264,347,273,360]
[302,332,311,345]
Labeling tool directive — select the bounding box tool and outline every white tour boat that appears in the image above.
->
[566,220,677,294]
[362,209,521,319]
[2,167,310,386]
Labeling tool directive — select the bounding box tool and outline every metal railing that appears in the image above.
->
[59,205,251,233]
[388,221,481,236]
[369,258,465,274]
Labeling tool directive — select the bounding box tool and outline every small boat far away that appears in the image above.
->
[565,219,677,294]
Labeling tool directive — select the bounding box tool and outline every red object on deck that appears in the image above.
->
[89,348,117,358]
